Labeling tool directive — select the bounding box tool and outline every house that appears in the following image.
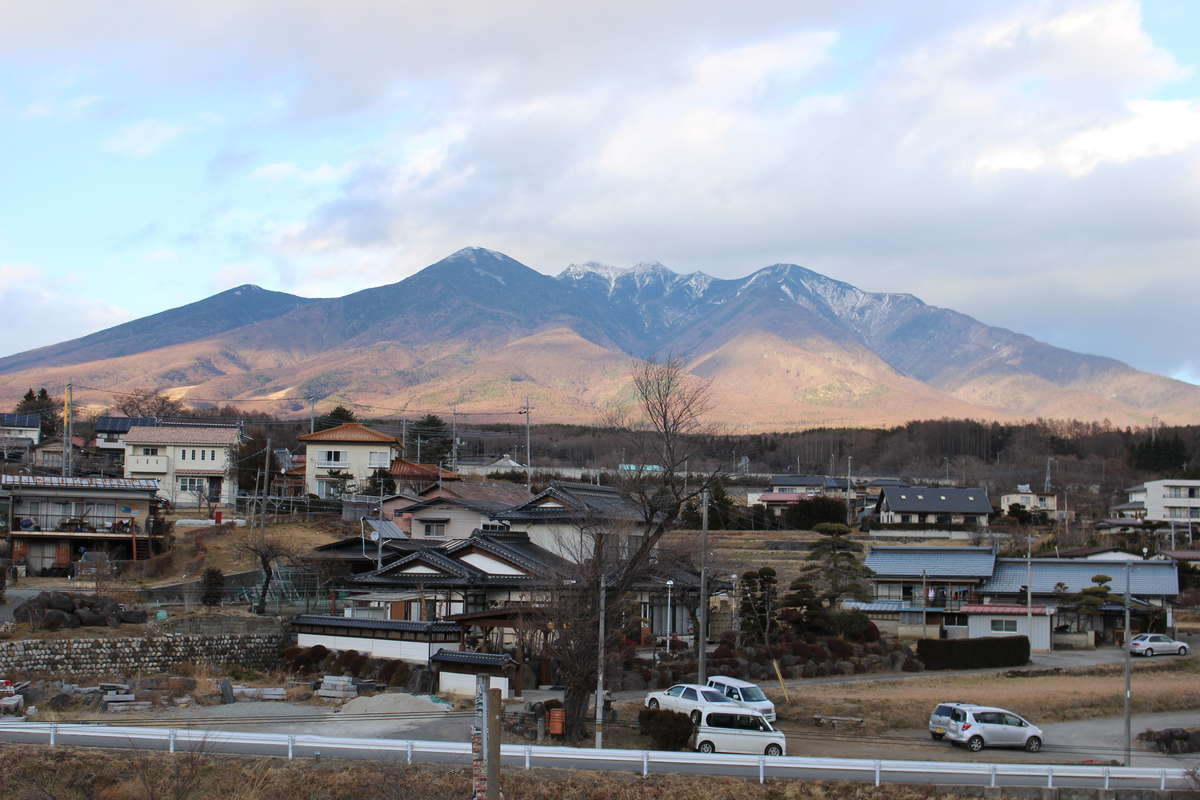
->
[0,436,34,463]
[999,486,1067,521]
[854,545,1179,650]
[389,458,461,492]
[873,486,991,527]
[863,478,905,498]
[750,475,853,515]
[1039,546,1140,561]
[31,437,88,470]
[297,423,401,498]
[124,426,241,507]
[1113,480,1200,523]
[0,413,41,445]
[4,474,164,574]
[291,614,462,665]
[392,481,532,541]
[92,416,157,457]
[490,481,645,563]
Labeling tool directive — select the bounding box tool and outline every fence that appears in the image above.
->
[0,722,1189,791]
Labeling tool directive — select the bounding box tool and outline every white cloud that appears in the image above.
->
[0,265,132,355]
[103,119,184,157]
[19,94,102,119]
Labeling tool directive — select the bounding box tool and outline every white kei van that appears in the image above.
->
[692,709,786,756]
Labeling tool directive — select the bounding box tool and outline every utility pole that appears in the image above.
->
[1123,558,1132,766]
[261,439,272,531]
[518,396,533,492]
[308,397,315,434]
[595,573,606,749]
[62,382,73,477]
[1044,457,1053,494]
[1026,533,1033,642]
[698,488,709,684]
[846,456,853,527]
[401,418,408,457]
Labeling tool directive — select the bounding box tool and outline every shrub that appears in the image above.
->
[200,568,225,607]
[712,644,735,660]
[638,709,694,750]
[827,609,878,642]
[825,638,853,659]
[901,657,923,672]
[917,635,1030,670]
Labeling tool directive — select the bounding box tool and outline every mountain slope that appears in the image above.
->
[0,249,1195,428]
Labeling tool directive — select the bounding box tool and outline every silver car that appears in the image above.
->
[928,702,973,741]
[941,705,1043,753]
[1128,633,1189,657]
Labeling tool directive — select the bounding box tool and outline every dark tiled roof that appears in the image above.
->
[879,486,992,514]
[0,413,42,429]
[290,614,459,633]
[430,648,513,667]
[94,416,158,434]
[771,475,849,489]
[494,481,642,522]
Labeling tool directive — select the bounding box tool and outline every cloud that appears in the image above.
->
[103,118,184,157]
[0,265,133,355]
[19,94,102,119]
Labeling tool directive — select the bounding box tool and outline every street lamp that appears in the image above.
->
[665,579,675,656]
[730,573,740,648]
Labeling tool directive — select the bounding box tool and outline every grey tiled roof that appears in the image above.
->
[981,559,1179,596]
[865,546,996,578]
[430,648,513,667]
[494,481,642,522]
[290,614,459,633]
[1,474,159,492]
[879,486,992,514]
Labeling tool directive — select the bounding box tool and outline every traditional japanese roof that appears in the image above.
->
[389,457,460,480]
[351,529,570,587]
[430,648,512,667]
[0,413,42,429]
[125,426,241,446]
[1162,550,1200,562]
[290,614,458,634]
[958,604,1051,615]
[865,546,996,579]
[1,474,159,493]
[980,559,1179,596]
[402,482,532,515]
[878,486,992,514]
[493,481,642,522]
[298,422,399,444]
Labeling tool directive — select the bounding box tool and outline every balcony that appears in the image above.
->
[315,460,350,470]
[128,455,169,473]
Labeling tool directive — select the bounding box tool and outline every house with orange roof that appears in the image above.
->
[298,422,401,498]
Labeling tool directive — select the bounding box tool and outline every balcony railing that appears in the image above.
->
[127,455,169,473]
[315,460,350,469]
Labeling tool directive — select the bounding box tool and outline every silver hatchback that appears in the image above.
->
[941,705,1043,753]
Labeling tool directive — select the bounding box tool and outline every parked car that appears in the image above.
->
[928,701,974,740]
[941,705,1043,752]
[692,708,786,756]
[1128,633,1189,657]
[706,676,776,722]
[644,683,739,724]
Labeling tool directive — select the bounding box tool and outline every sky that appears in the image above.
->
[1,0,1198,383]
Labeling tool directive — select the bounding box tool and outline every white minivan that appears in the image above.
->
[706,676,776,722]
[692,709,786,756]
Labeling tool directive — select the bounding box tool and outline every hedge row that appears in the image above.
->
[916,635,1030,670]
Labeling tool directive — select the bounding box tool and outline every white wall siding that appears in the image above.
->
[439,672,509,698]
[966,614,1050,652]
[295,632,460,663]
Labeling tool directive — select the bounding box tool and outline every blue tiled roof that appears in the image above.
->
[842,600,941,613]
[981,559,1179,596]
[865,547,996,578]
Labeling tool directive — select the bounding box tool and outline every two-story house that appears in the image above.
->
[750,474,854,516]
[0,412,42,445]
[298,422,401,498]
[999,485,1070,521]
[124,426,241,507]
[874,486,992,527]
[1113,480,1200,523]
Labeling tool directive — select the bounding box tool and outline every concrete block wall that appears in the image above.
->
[0,633,287,678]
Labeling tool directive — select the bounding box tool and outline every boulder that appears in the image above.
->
[44,592,76,613]
[41,608,74,629]
[75,608,106,627]
[117,609,149,624]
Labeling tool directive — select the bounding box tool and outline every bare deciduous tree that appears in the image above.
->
[115,388,186,419]
[235,533,294,614]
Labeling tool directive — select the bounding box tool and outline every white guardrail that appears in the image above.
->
[0,721,1190,791]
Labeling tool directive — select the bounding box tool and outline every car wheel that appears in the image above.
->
[1179,646,1188,656]
[1024,736,1042,753]
[690,710,701,725]
[698,741,715,754]
[1145,648,1154,657]
[765,743,783,757]
[931,732,944,740]
[967,736,984,752]
[648,699,659,710]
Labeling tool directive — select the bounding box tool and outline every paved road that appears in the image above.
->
[0,723,1187,790]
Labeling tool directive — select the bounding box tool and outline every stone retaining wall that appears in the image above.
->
[0,633,288,678]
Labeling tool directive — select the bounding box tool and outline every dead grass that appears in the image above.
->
[0,743,994,799]
[774,658,1200,732]
[1,621,150,641]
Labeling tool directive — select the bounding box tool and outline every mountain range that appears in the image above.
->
[2,247,1196,429]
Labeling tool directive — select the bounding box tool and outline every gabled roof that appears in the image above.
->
[0,413,42,429]
[298,422,399,444]
[351,530,570,587]
[390,458,460,480]
[125,426,241,446]
[403,482,532,514]
[865,546,996,579]
[1,474,159,493]
[981,559,1179,596]
[291,614,458,634]
[878,486,992,514]
[770,474,849,489]
[493,481,642,522]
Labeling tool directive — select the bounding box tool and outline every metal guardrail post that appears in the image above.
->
[1161,769,1167,790]
[874,760,881,786]
[1046,767,1053,788]
[990,765,996,787]
[642,751,649,777]
[50,724,57,746]
[169,729,176,753]
[758,756,765,784]
[524,745,531,770]
[1103,767,1110,789]
[406,740,413,765]
[287,735,295,760]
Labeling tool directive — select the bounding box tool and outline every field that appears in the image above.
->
[772,658,1200,732]
[0,744,996,800]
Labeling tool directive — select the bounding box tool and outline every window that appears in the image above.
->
[700,690,728,703]
[943,614,968,627]
[681,688,697,701]
[320,450,346,465]
[141,447,158,456]
[706,713,737,729]
[199,449,205,461]
[178,477,205,493]
[180,449,186,461]
[423,521,447,537]
[665,686,684,697]
[210,450,216,461]
[990,619,1018,632]
[368,451,390,468]
[1002,714,1024,727]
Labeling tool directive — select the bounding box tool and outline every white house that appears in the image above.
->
[297,422,401,498]
[999,486,1064,520]
[1114,480,1200,523]
[0,413,41,445]
[124,426,241,507]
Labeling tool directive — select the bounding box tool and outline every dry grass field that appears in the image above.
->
[772,658,1200,732]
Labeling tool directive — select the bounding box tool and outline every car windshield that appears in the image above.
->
[701,690,733,703]
[740,687,767,702]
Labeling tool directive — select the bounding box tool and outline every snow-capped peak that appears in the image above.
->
[451,246,507,263]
